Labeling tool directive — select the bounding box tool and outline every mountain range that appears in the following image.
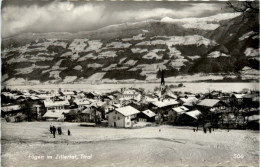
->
[1,12,259,85]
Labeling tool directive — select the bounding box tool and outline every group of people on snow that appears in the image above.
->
[50,125,70,138]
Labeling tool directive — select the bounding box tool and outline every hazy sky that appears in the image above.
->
[1,0,230,38]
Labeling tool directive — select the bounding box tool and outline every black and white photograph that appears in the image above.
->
[1,0,259,166]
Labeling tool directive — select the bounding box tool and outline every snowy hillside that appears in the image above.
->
[1,12,259,84]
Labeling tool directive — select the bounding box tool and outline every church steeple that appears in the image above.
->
[160,69,166,98]
[161,69,165,86]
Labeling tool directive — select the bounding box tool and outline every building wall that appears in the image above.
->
[124,116,132,128]
[108,110,125,127]
[168,110,177,123]
[46,106,65,111]
[138,118,147,122]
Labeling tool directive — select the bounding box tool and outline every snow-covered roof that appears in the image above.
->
[102,104,113,110]
[37,94,54,99]
[1,105,22,112]
[77,93,86,97]
[197,99,221,107]
[2,92,13,97]
[13,95,26,99]
[22,92,31,96]
[242,66,253,71]
[43,109,70,118]
[172,106,189,113]
[180,97,197,103]
[87,91,101,96]
[44,100,70,108]
[62,92,75,95]
[152,99,179,108]
[165,93,177,99]
[243,93,258,99]
[115,106,140,117]
[123,90,137,95]
[119,97,134,101]
[30,96,40,100]
[162,90,178,99]
[253,96,260,102]
[233,94,245,99]
[107,95,114,100]
[185,110,201,119]
[113,104,121,108]
[82,108,95,114]
[74,99,91,106]
[183,98,198,107]
[248,115,260,122]
[145,96,157,103]
[142,109,156,117]
[90,101,106,107]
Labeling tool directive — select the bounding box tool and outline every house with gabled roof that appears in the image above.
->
[185,110,202,120]
[178,110,202,126]
[138,109,156,122]
[230,94,245,105]
[1,105,23,117]
[73,99,91,110]
[80,108,102,123]
[197,99,226,113]
[149,98,179,122]
[168,106,189,124]
[43,100,70,112]
[151,99,179,109]
[43,109,70,121]
[183,97,199,109]
[243,93,259,109]
[120,89,141,102]
[107,106,140,128]
[172,106,189,114]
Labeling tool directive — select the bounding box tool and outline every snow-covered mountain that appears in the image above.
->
[161,13,241,30]
[1,12,259,85]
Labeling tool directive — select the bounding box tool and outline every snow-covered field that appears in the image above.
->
[4,81,259,94]
[2,122,258,167]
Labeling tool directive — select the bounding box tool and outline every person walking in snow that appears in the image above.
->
[68,129,71,136]
[50,125,53,134]
[53,126,56,138]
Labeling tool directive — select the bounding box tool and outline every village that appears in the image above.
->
[1,71,259,131]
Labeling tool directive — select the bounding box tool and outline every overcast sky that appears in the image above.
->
[1,0,230,38]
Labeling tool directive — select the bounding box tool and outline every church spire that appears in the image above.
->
[161,69,165,86]
[159,69,166,99]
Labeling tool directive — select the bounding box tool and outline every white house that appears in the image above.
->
[107,106,140,128]
[168,106,189,123]
[73,99,91,110]
[43,109,70,121]
[43,100,70,111]
[121,89,141,101]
